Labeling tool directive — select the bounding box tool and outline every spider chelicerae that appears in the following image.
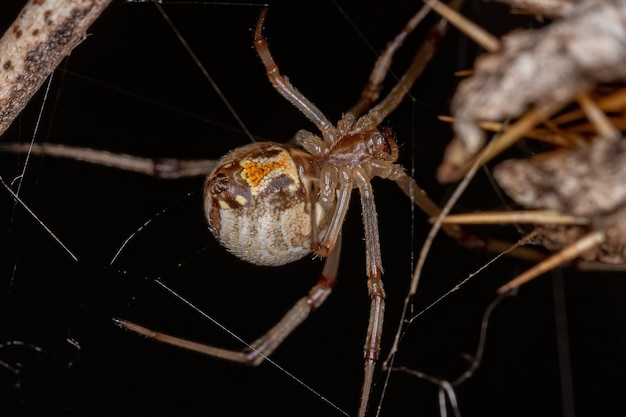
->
[1,2,464,416]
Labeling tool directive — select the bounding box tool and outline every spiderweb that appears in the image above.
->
[1,1,624,416]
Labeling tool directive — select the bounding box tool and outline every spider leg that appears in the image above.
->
[313,167,353,256]
[376,161,462,239]
[306,165,386,417]
[346,4,432,119]
[382,162,548,262]
[353,167,385,417]
[114,236,341,366]
[0,142,217,179]
[253,8,337,144]
[354,0,463,132]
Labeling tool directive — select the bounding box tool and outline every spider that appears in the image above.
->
[0,2,464,416]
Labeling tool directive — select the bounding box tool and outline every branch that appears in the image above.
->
[0,0,113,138]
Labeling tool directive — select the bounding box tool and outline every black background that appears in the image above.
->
[1,1,625,416]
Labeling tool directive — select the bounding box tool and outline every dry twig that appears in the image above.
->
[0,0,112,138]
[438,0,626,182]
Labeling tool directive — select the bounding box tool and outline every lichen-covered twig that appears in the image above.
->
[0,0,112,138]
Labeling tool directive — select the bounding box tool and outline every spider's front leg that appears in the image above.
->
[352,166,386,417]
[304,162,385,417]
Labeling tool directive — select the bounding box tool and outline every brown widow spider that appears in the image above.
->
[1,2,465,416]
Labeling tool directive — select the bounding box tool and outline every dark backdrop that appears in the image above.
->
[1,1,625,416]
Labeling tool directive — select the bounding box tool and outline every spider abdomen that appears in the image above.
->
[204,142,324,266]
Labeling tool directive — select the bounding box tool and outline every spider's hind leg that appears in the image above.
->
[113,238,342,366]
